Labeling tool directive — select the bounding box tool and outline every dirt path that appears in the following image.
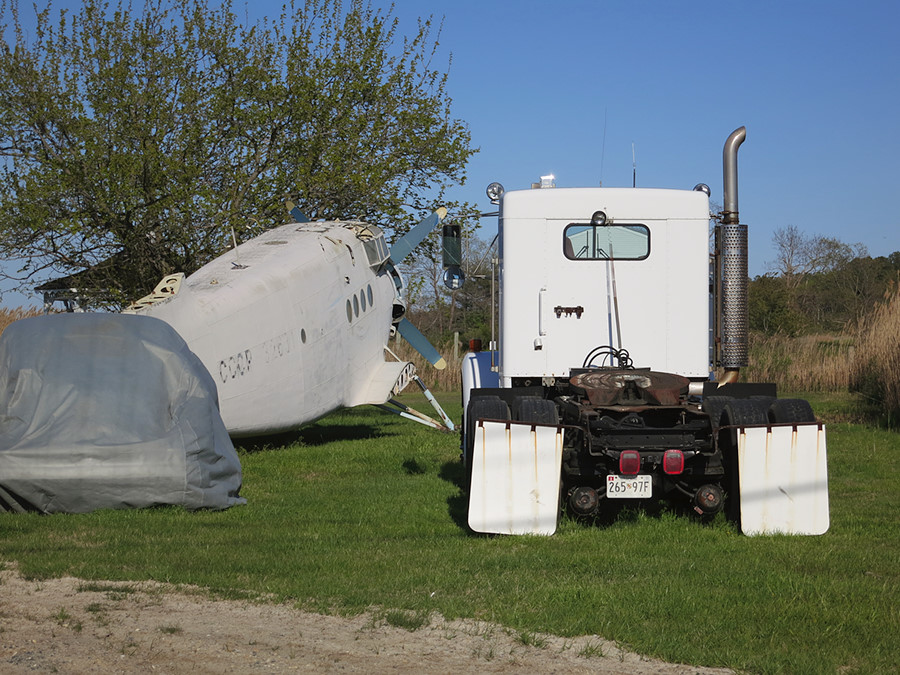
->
[0,563,733,674]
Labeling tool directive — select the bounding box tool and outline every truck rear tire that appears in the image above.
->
[720,398,769,525]
[768,398,816,424]
[722,398,769,426]
[702,395,731,429]
[464,396,510,487]
[512,396,559,425]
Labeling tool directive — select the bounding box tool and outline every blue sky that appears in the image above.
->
[3,0,898,307]
[379,0,899,277]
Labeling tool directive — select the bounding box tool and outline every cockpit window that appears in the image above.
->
[563,223,650,260]
[361,230,390,268]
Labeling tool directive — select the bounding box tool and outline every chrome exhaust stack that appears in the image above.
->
[718,127,749,381]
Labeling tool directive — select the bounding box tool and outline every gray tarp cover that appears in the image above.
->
[0,313,246,513]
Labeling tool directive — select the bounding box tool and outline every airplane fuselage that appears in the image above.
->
[134,221,413,437]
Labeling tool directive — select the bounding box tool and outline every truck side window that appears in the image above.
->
[563,223,650,260]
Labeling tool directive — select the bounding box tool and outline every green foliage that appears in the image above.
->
[798,255,899,332]
[748,274,808,335]
[0,0,474,306]
[1,397,898,673]
[752,225,900,337]
[750,252,900,337]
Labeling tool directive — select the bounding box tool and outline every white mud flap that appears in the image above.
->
[468,420,564,536]
[737,424,829,535]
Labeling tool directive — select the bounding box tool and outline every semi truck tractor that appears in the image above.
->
[459,127,829,536]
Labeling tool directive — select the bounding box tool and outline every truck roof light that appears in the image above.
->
[663,449,685,475]
[591,210,607,226]
[619,450,641,475]
[486,182,504,204]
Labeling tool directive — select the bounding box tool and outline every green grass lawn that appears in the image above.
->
[1,394,898,674]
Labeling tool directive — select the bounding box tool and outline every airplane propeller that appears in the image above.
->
[387,207,449,370]
[386,207,447,264]
[395,317,447,370]
[285,200,310,223]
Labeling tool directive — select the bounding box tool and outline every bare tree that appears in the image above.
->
[768,225,867,290]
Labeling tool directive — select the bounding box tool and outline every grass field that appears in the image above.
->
[1,393,898,674]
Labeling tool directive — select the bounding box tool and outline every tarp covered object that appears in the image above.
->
[0,313,246,513]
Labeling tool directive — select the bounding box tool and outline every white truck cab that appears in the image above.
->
[499,186,711,385]
[460,128,829,538]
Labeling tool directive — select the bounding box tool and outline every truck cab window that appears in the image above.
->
[563,223,650,260]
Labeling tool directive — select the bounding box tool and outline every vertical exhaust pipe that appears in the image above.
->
[718,127,748,383]
[722,126,746,225]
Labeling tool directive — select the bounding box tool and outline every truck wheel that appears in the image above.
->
[721,398,769,426]
[768,398,816,424]
[464,396,510,486]
[512,396,559,425]
[702,395,731,429]
[719,398,769,526]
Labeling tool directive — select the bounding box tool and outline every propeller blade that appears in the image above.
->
[396,318,446,370]
[286,200,310,223]
[388,207,447,264]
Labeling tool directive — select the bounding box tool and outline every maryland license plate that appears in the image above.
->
[606,475,652,498]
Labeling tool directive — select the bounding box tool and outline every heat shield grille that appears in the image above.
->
[720,223,748,368]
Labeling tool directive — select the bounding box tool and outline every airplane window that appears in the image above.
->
[353,295,360,317]
[362,230,390,267]
[300,329,307,344]
[563,223,650,260]
[360,290,366,312]
[346,300,353,323]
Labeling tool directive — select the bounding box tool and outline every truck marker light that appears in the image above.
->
[663,449,685,475]
[619,450,641,475]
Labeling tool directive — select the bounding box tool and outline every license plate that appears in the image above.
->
[606,475,652,499]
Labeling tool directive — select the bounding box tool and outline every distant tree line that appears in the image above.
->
[749,225,899,335]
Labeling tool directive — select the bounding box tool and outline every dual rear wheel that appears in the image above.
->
[704,396,816,429]
[714,396,817,523]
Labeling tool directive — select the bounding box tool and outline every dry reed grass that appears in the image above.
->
[742,332,854,393]
[388,336,465,392]
[849,286,900,421]
[397,329,864,399]
[738,287,900,423]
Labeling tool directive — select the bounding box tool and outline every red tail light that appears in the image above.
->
[663,449,685,475]
[619,450,641,475]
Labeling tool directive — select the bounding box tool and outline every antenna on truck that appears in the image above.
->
[600,108,608,186]
[632,143,636,188]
